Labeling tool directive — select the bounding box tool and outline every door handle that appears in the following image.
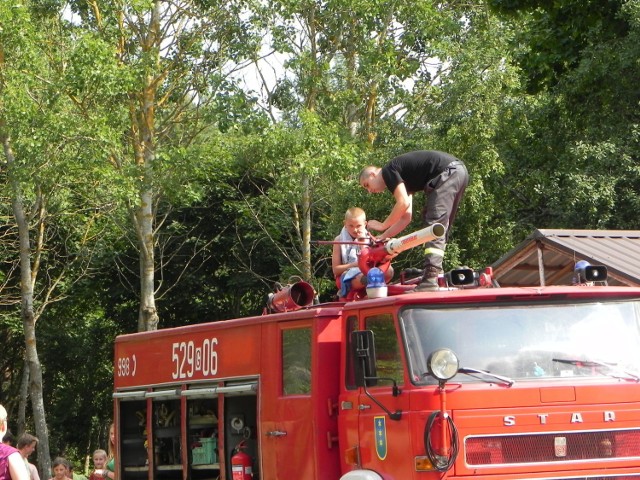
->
[266,430,287,437]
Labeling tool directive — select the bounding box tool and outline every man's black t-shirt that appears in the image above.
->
[381,150,459,194]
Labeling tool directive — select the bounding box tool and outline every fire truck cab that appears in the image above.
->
[114,269,640,480]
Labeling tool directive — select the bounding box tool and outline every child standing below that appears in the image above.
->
[332,207,393,298]
[48,458,69,480]
[104,424,115,480]
[88,451,108,480]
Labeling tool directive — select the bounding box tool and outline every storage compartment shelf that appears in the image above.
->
[154,427,180,438]
[123,467,149,473]
[191,464,220,470]
[122,438,145,445]
[189,415,217,426]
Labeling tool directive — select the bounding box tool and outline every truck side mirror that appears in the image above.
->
[352,330,378,387]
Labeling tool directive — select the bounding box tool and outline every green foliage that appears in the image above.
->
[488,0,630,93]
[39,296,119,461]
[226,111,364,297]
[490,0,640,233]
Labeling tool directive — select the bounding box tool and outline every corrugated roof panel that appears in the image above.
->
[491,229,640,287]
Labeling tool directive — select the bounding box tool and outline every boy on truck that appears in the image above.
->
[332,207,393,298]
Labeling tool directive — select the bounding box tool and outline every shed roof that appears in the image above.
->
[490,229,640,287]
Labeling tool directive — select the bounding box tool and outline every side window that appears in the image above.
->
[282,327,312,395]
[365,314,404,386]
[345,315,358,390]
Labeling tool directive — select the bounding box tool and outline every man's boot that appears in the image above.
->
[415,266,441,292]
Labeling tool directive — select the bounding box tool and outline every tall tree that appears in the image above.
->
[229,112,361,292]
[66,0,262,330]
[244,0,523,274]
[488,0,640,233]
[489,0,630,93]
[393,6,522,267]
[0,3,117,475]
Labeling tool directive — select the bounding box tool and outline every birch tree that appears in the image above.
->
[67,0,261,330]
[1,3,117,475]
[236,0,517,282]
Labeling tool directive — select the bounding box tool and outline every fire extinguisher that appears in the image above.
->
[231,440,253,480]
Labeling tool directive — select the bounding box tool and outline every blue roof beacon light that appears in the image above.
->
[573,260,608,285]
[366,267,388,298]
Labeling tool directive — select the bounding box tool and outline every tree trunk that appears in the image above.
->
[24,319,50,480]
[344,23,359,137]
[135,0,161,331]
[301,174,312,281]
[17,359,29,434]
[136,188,158,331]
[2,128,52,480]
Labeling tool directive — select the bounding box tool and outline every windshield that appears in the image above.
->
[401,300,640,385]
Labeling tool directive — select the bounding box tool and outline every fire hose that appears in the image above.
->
[424,410,459,471]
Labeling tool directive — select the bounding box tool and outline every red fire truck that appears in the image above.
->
[113,228,640,480]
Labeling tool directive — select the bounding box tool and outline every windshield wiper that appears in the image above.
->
[553,358,640,382]
[457,367,515,387]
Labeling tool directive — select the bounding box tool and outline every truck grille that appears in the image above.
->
[465,429,640,466]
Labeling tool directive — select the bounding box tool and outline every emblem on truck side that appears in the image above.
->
[374,416,387,460]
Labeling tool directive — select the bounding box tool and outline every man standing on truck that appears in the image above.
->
[359,150,468,291]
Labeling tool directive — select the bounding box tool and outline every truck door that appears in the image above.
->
[356,314,413,477]
[261,321,316,479]
[338,316,361,470]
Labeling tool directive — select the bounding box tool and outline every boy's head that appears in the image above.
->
[343,207,367,240]
[93,449,108,469]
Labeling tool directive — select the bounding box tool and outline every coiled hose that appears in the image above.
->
[424,410,459,472]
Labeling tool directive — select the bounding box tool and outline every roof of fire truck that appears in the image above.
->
[491,229,640,288]
[335,285,640,312]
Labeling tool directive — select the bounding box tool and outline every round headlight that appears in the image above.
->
[427,348,460,381]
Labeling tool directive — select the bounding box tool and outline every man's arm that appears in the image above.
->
[30,462,41,480]
[9,452,30,480]
[368,183,413,239]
